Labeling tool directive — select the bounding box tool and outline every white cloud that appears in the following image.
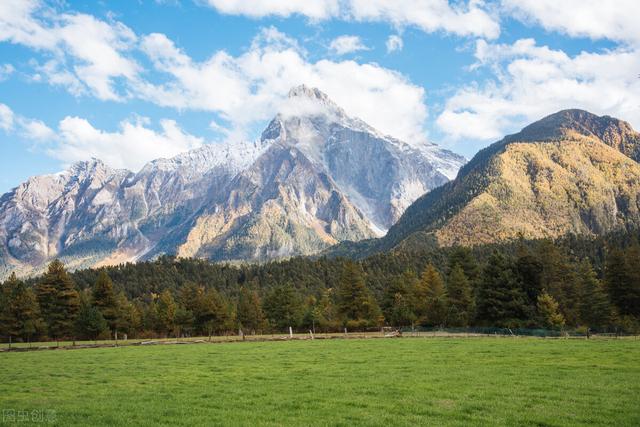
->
[0,0,140,100]
[502,0,640,45]
[139,27,429,144]
[347,0,499,39]
[36,59,86,96]
[0,0,57,49]
[204,0,500,39]
[386,35,403,53]
[0,64,14,81]
[204,0,340,20]
[0,102,201,171]
[0,103,54,140]
[437,38,640,142]
[53,117,203,171]
[19,118,55,141]
[52,14,139,100]
[1,5,433,148]
[329,35,369,55]
[0,2,479,148]
[0,103,14,130]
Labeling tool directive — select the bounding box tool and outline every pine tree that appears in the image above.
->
[92,270,118,334]
[36,260,80,341]
[416,264,448,327]
[301,295,324,332]
[143,301,161,335]
[114,292,133,337]
[537,292,565,330]
[534,240,580,326]
[315,289,336,331]
[413,268,430,322]
[222,300,237,334]
[382,275,406,321]
[157,290,177,337]
[75,295,107,341]
[447,247,481,284]
[554,260,580,326]
[476,252,528,328]
[446,264,473,327]
[127,302,143,338]
[198,288,228,338]
[516,250,544,306]
[263,283,303,331]
[622,243,640,317]
[604,247,636,316]
[576,258,612,329]
[383,271,417,326]
[174,306,195,338]
[335,261,380,327]
[178,282,201,314]
[178,283,206,335]
[389,292,416,327]
[0,273,42,342]
[237,286,265,334]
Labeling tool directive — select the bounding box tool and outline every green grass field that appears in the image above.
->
[1,338,639,426]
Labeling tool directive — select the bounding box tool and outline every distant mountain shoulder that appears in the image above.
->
[328,109,640,258]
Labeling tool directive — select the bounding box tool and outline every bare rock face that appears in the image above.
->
[0,86,465,276]
[177,142,376,262]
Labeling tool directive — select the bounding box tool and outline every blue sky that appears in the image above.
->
[1,0,639,194]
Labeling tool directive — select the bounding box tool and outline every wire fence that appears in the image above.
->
[1,327,638,352]
[398,326,639,338]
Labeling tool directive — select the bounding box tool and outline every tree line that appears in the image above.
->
[1,232,640,343]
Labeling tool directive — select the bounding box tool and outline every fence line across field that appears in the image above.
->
[1,326,637,351]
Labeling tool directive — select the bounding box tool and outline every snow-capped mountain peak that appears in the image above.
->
[287,84,332,102]
[261,85,467,231]
[0,85,465,277]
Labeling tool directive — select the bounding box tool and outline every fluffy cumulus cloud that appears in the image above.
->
[139,27,429,144]
[7,0,640,164]
[502,0,640,45]
[0,2,433,166]
[19,117,55,141]
[204,0,499,39]
[0,0,139,100]
[386,35,403,53]
[0,102,201,170]
[53,117,203,170]
[0,103,54,140]
[347,0,499,39]
[329,35,369,55]
[437,38,640,142]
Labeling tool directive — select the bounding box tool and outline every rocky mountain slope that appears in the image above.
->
[333,109,640,257]
[0,86,464,277]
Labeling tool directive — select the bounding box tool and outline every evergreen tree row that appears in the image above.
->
[2,232,640,342]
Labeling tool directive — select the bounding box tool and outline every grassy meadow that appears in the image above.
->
[0,337,639,426]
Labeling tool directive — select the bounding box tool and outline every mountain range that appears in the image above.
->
[331,109,640,257]
[4,85,640,279]
[0,85,464,277]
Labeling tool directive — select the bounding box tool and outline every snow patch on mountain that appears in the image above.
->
[142,139,272,178]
